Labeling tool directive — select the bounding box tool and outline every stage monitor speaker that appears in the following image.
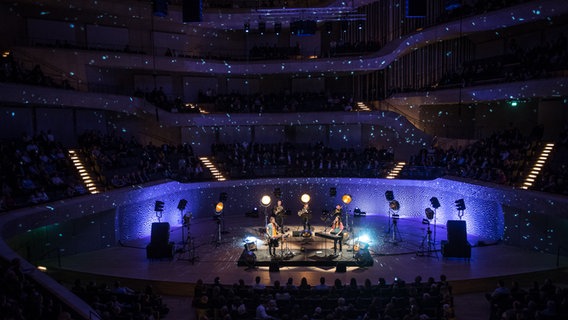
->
[150,222,170,245]
[183,0,202,22]
[269,261,280,272]
[335,262,347,273]
[406,0,427,17]
[447,220,467,244]
[153,0,168,17]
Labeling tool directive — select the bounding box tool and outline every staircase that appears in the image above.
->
[68,149,101,194]
[386,162,406,179]
[520,143,554,190]
[199,157,226,181]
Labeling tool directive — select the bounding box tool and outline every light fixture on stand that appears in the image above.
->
[260,194,272,227]
[341,194,352,231]
[455,199,466,219]
[154,200,165,222]
[384,191,402,243]
[417,207,438,258]
[213,201,224,247]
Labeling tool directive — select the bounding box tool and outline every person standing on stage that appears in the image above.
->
[266,216,280,256]
[330,215,344,255]
[272,199,285,230]
[298,202,311,235]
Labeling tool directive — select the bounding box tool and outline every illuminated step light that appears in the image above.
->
[521,143,554,191]
[68,149,100,194]
[199,156,226,181]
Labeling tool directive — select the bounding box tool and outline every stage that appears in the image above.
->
[35,211,568,298]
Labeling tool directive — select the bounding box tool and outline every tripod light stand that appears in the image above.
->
[261,195,272,227]
[417,208,438,258]
[213,202,224,247]
[341,194,352,231]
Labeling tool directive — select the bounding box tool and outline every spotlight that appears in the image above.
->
[300,193,310,204]
[389,200,400,211]
[385,190,394,201]
[273,188,282,199]
[455,199,466,211]
[215,202,224,213]
[261,195,272,207]
[425,208,434,220]
[177,199,188,211]
[342,194,352,205]
[430,197,440,209]
[329,187,337,197]
[154,200,165,212]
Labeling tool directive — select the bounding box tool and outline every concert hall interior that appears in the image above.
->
[1,0,568,320]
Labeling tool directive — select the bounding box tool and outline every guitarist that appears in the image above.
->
[272,200,285,230]
[298,202,312,236]
[266,216,282,256]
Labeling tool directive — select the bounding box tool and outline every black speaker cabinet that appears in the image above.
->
[442,220,471,259]
[150,222,170,245]
[183,0,202,22]
[447,220,467,244]
[335,262,347,273]
[269,261,280,272]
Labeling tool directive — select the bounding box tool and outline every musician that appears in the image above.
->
[334,204,343,217]
[266,216,280,256]
[330,215,344,254]
[272,200,285,228]
[298,203,311,234]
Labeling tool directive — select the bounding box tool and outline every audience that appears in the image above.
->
[485,278,568,320]
[190,274,457,320]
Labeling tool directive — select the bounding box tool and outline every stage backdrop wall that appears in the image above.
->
[2,178,568,265]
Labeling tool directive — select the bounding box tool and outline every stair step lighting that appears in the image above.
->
[521,143,554,190]
[199,156,226,181]
[356,102,371,111]
[68,149,100,194]
[386,162,406,179]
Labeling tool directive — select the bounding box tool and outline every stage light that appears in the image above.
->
[385,190,394,201]
[329,187,337,197]
[215,202,224,213]
[389,200,400,211]
[430,197,440,209]
[342,194,352,205]
[177,199,188,211]
[455,199,466,211]
[261,195,272,207]
[358,234,371,244]
[273,188,282,199]
[425,208,434,220]
[154,200,165,212]
[301,193,311,204]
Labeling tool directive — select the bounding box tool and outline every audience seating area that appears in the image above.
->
[76,130,209,191]
[0,131,87,212]
[211,142,395,179]
[191,274,455,320]
[69,279,170,320]
[0,257,80,320]
[485,278,568,320]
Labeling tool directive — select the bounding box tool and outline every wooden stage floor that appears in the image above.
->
[40,213,568,296]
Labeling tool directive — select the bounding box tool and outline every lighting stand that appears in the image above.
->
[417,223,438,258]
[386,208,394,234]
[177,213,199,263]
[390,215,402,243]
[212,216,223,248]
